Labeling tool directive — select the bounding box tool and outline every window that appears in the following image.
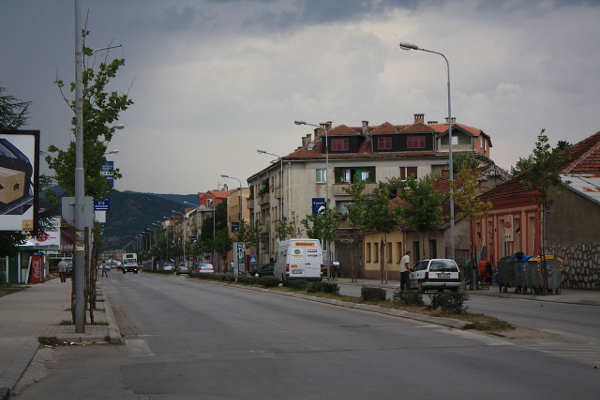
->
[334,167,376,183]
[331,138,349,151]
[316,169,326,183]
[366,243,371,263]
[407,136,426,149]
[373,242,379,263]
[387,242,392,263]
[336,201,352,215]
[452,135,458,145]
[378,137,392,150]
[400,167,417,180]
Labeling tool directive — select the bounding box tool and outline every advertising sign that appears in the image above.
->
[30,254,44,283]
[312,198,326,214]
[0,130,40,232]
[503,214,514,242]
[100,161,114,187]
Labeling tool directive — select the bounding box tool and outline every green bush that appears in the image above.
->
[284,279,310,291]
[428,292,470,314]
[321,282,340,295]
[261,277,280,288]
[392,290,425,306]
[361,286,387,302]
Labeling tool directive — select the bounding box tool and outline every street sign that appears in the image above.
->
[232,222,239,232]
[312,198,326,214]
[94,198,109,211]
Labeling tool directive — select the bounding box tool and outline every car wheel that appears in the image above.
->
[418,281,425,294]
[123,271,126,274]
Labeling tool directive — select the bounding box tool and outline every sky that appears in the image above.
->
[2,0,600,195]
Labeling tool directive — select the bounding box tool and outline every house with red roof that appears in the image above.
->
[248,113,500,267]
[472,132,600,290]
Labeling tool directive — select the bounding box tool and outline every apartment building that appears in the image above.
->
[247,113,494,265]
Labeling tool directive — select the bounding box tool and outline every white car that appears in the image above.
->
[410,259,461,293]
[196,263,215,274]
[162,263,175,272]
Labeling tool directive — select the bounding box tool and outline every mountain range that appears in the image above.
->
[42,187,197,250]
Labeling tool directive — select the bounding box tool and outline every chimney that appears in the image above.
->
[302,136,307,146]
[306,133,312,143]
[414,113,424,124]
[445,117,457,124]
[322,121,332,131]
[427,121,438,124]
[362,120,369,136]
[441,169,449,177]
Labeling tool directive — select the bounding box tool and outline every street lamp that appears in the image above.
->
[221,174,243,225]
[400,41,455,261]
[202,193,218,270]
[172,210,187,265]
[104,149,119,155]
[294,121,332,272]
[256,150,283,222]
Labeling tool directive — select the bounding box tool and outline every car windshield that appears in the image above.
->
[429,260,458,272]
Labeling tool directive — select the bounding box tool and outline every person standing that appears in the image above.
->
[399,251,412,291]
[57,258,68,283]
[102,262,109,277]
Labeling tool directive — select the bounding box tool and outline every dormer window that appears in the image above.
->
[407,136,426,149]
[378,137,392,150]
[331,138,349,151]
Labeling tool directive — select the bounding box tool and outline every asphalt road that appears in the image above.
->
[14,273,600,399]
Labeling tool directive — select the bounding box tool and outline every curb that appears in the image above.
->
[102,283,122,345]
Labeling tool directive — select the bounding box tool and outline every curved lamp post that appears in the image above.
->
[400,41,455,261]
[220,174,243,224]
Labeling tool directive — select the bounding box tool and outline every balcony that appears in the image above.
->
[258,193,270,205]
[247,199,254,209]
[274,186,282,199]
[332,182,377,196]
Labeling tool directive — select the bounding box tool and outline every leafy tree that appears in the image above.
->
[520,129,570,294]
[44,29,133,322]
[366,183,402,283]
[235,219,262,265]
[449,152,480,174]
[450,163,493,289]
[302,208,340,277]
[343,180,370,281]
[510,155,535,175]
[275,211,304,241]
[397,175,444,259]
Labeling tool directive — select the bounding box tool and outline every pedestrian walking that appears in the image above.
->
[102,263,109,277]
[399,251,412,291]
[57,258,68,283]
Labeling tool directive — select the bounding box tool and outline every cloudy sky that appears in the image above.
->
[2,0,599,195]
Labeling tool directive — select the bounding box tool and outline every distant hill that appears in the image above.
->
[122,191,197,205]
[102,191,188,250]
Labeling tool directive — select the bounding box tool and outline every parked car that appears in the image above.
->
[162,263,175,272]
[176,263,191,275]
[410,259,461,293]
[66,262,73,277]
[250,263,274,278]
[321,261,340,278]
[196,263,215,274]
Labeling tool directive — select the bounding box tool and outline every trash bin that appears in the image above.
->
[525,256,563,294]
[496,254,516,293]
[514,255,533,294]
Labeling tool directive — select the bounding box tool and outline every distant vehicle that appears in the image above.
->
[274,239,323,282]
[196,263,215,274]
[122,253,138,274]
[250,263,274,278]
[176,263,191,275]
[162,263,175,272]
[410,259,461,293]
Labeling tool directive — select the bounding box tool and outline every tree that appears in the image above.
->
[450,163,493,289]
[510,155,535,175]
[0,84,31,129]
[449,152,480,174]
[343,180,370,281]
[44,29,133,323]
[366,183,402,283]
[520,129,570,294]
[275,211,304,241]
[301,208,340,278]
[397,175,444,259]
[236,219,262,265]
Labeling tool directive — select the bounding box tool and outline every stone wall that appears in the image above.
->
[546,241,600,290]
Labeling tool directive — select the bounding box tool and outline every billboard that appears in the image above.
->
[0,130,39,233]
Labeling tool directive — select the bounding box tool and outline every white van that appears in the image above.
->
[274,239,323,282]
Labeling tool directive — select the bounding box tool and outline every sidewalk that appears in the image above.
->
[0,276,120,399]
